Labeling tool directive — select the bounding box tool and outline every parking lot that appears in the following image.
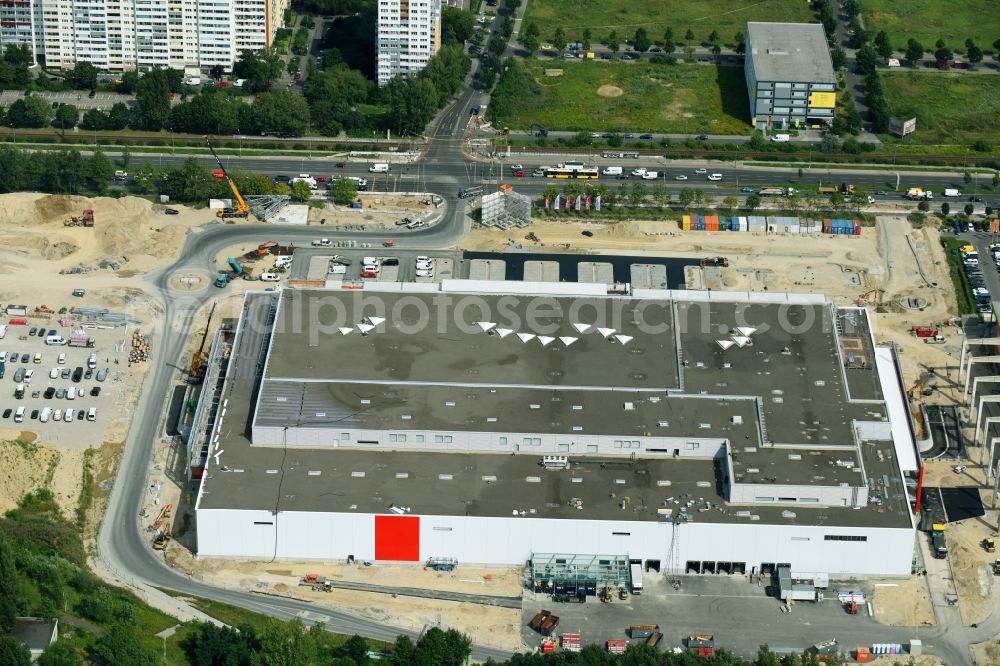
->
[1,321,128,448]
[520,573,923,658]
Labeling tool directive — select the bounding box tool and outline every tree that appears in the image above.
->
[723,196,738,211]
[606,31,620,53]
[92,622,158,666]
[941,202,951,216]
[663,27,675,53]
[52,104,79,135]
[964,170,973,185]
[86,151,116,193]
[331,176,358,205]
[967,41,983,64]
[934,45,953,63]
[0,637,30,666]
[607,133,623,147]
[290,179,312,202]
[630,182,646,206]
[993,172,1000,189]
[0,531,17,631]
[708,30,720,45]
[209,64,225,80]
[7,96,51,128]
[250,91,311,136]
[678,187,695,207]
[684,29,695,42]
[343,635,370,666]
[133,68,171,131]
[440,7,475,45]
[233,49,283,93]
[164,157,213,202]
[905,38,924,65]
[874,31,893,59]
[830,45,847,69]
[37,640,82,666]
[106,102,130,130]
[633,28,650,53]
[255,619,319,666]
[855,44,879,75]
[582,28,592,51]
[965,203,975,215]
[181,622,257,666]
[693,188,705,205]
[520,23,540,55]
[917,200,930,212]
[734,31,745,54]
[65,61,98,90]
[653,184,669,206]
[392,635,415,666]
[552,27,567,52]
[744,194,761,210]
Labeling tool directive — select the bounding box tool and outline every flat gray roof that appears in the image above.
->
[747,22,836,83]
[195,289,913,529]
[265,290,678,389]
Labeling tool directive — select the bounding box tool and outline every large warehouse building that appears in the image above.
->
[744,22,838,130]
[193,280,919,579]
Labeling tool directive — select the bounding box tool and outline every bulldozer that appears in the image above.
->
[152,533,171,550]
[189,351,208,381]
[64,208,95,227]
[983,534,997,553]
[599,586,614,603]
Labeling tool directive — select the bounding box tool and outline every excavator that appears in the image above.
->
[205,139,249,219]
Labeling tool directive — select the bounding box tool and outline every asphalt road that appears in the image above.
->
[136,152,999,210]
[96,69,999,660]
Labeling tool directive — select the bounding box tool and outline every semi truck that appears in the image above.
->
[759,187,795,196]
[907,188,933,200]
[215,257,244,287]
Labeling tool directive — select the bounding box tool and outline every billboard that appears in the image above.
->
[889,117,917,137]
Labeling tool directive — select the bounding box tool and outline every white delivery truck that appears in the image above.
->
[944,189,961,197]
[602,166,623,176]
[629,563,643,594]
[369,163,390,173]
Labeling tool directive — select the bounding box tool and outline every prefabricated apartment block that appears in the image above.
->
[193,280,918,577]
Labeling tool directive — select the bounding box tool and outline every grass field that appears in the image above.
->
[863,0,996,54]
[491,60,751,134]
[882,72,1000,146]
[522,0,815,46]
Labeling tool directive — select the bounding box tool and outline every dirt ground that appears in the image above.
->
[942,511,999,625]
[872,576,935,626]
[307,194,438,228]
[161,545,523,650]
[972,639,1000,666]
[0,193,216,520]
[869,657,942,666]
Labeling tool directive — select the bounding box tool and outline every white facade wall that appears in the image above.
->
[0,0,40,65]
[253,422,728,460]
[196,508,915,577]
[376,0,441,86]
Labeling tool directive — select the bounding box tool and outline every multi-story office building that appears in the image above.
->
[744,22,837,131]
[377,0,441,86]
[1,0,289,72]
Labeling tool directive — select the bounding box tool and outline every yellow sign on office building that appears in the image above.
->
[809,91,836,108]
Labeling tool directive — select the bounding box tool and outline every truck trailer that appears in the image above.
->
[907,188,933,200]
[629,563,643,595]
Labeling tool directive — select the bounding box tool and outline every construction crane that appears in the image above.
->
[204,139,249,219]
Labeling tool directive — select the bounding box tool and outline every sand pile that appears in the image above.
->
[0,193,206,271]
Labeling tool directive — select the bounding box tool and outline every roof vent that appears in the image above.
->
[360,399,371,405]
[658,421,669,427]
[266,469,279,474]
[788,453,802,461]
[747,467,760,474]
[657,480,672,487]
[307,470,322,476]
[351,471,366,478]
[782,510,797,519]
[487,416,497,422]
[623,401,635,411]
[571,477,583,484]
[732,415,743,425]
[482,475,497,482]
[526,476,541,483]
[530,403,541,409]
[572,405,583,411]
[395,472,409,479]
[438,473,454,480]
[445,401,456,407]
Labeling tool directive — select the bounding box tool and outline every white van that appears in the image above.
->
[53,409,62,422]
[944,189,961,197]
[66,387,76,400]
[642,171,659,180]
[14,407,24,423]
[45,335,67,346]
[64,408,74,423]
[87,407,97,422]
[707,173,723,181]
[49,368,58,379]
[369,163,390,173]
[771,134,790,142]
[274,256,293,269]
[186,77,202,85]
[87,353,97,369]
[602,166,623,176]
[260,272,281,282]
[39,407,51,423]
[0,324,6,339]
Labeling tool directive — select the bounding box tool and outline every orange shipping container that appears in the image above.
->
[855,647,871,663]
[704,215,719,231]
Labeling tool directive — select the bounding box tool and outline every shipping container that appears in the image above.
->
[561,633,582,653]
[606,640,627,655]
[799,220,820,233]
[852,219,861,235]
[7,318,28,326]
[822,219,832,234]
[732,216,748,231]
[704,215,719,232]
[629,624,659,639]
[748,215,767,232]
[681,215,692,231]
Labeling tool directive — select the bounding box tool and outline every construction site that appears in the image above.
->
[0,175,998,660]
